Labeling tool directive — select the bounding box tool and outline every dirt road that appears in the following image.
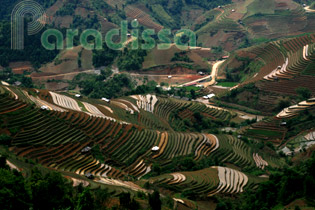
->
[305,6,315,12]
[178,60,225,87]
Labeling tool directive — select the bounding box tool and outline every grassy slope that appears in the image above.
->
[244,0,275,18]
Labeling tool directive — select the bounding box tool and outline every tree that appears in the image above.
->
[295,206,301,210]
[296,87,311,100]
[215,202,229,210]
[190,89,196,99]
[30,168,73,210]
[93,43,119,67]
[119,192,131,208]
[148,191,161,210]
[117,48,147,71]
[76,188,95,210]
[94,189,110,209]
[275,100,290,112]
[0,168,32,210]
[119,192,139,209]
[0,155,9,169]
[0,134,11,146]
[152,163,161,175]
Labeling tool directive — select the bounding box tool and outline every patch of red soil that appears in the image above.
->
[9,62,33,74]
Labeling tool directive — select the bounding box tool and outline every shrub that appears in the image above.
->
[0,134,11,146]
[296,87,311,100]
[9,128,19,135]
[148,191,162,210]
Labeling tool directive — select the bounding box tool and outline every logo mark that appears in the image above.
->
[11,0,46,50]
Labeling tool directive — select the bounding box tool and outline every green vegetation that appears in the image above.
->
[246,129,282,137]
[181,86,202,91]
[0,22,59,68]
[224,56,264,83]
[0,0,57,20]
[72,71,133,99]
[285,110,315,138]
[1,2,315,210]
[216,153,315,210]
[119,192,140,210]
[92,43,119,68]
[275,99,291,112]
[296,87,311,101]
[0,161,112,210]
[0,68,35,88]
[118,48,147,71]
[184,0,232,10]
[171,52,193,63]
[56,0,78,16]
[70,70,170,99]
[194,16,215,31]
[219,83,261,111]
[0,134,11,146]
[302,62,315,76]
[72,15,100,30]
[217,82,238,87]
[215,100,262,115]
[149,4,176,28]
[148,191,162,210]
[293,0,313,5]
[170,107,230,132]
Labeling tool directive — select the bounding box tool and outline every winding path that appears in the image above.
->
[179,60,225,87]
[304,6,315,13]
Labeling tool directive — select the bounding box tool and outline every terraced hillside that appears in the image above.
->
[0,84,284,204]
[220,34,315,85]
[149,166,251,197]
[216,34,315,114]
[39,92,236,131]
[277,98,315,119]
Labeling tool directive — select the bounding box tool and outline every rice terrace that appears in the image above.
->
[1,0,315,210]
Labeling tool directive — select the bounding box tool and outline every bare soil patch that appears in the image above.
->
[9,61,33,74]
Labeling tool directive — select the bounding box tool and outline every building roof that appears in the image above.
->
[152,146,160,151]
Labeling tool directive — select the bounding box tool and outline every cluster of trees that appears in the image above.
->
[72,15,100,30]
[93,43,119,68]
[0,134,11,146]
[0,156,164,210]
[0,0,25,20]
[224,83,255,101]
[70,69,156,99]
[0,21,59,68]
[211,46,223,54]
[171,52,192,63]
[0,0,57,20]
[0,161,109,210]
[296,87,312,101]
[56,0,79,16]
[128,80,160,95]
[0,68,35,88]
[170,106,229,132]
[224,56,263,83]
[71,71,173,99]
[71,70,134,99]
[215,153,315,210]
[117,48,147,71]
[292,0,313,5]
[189,111,228,131]
[285,109,315,138]
[275,99,291,112]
